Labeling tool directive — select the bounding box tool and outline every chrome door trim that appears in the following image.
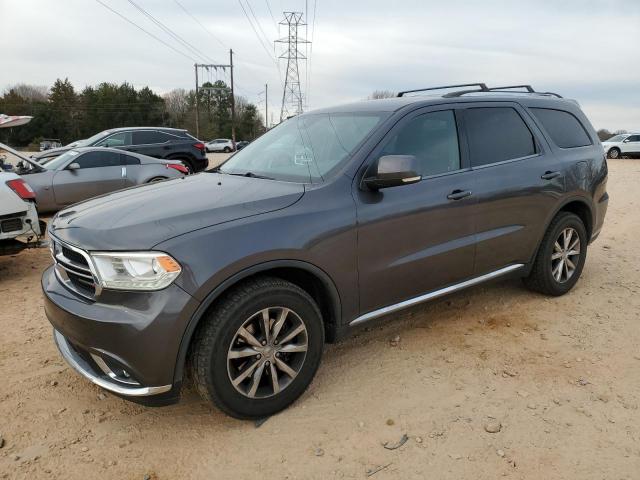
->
[349,264,524,326]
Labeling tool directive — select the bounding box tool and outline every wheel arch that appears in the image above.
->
[527,196,594,274]
[173,260,342,384]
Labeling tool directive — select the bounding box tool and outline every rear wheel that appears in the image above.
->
[147,176,167,183]
[190,277,324,419]
[523,212,587,296]
[223,147,231,153]
[608,147,620,159]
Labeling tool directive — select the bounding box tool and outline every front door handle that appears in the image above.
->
[541,171,561,180]
[447,189,472,200]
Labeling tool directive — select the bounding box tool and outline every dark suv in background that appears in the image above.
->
[34,127,208,172]
[42,83,608,419]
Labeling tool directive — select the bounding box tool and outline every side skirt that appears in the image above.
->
[349,264,525,327]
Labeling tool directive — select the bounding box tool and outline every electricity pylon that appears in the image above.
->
[275,12,310,122]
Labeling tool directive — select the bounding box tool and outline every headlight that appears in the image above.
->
[90,251,181,291]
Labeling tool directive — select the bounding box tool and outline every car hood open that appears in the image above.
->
[49,173,305,250]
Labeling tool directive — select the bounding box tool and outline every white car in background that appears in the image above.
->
[205,138,235,153]
[1,143,45,255]
[0,170,44,255]
[601,133,640,159]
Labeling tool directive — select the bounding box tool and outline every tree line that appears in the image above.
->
[0,78,264,148]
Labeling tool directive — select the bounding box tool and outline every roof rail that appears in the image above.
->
[397,83,488,97]
[444,84,563,98]
[398,83,563,99]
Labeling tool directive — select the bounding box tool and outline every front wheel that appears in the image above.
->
[189,277,324,419]
[523,212,587,296]
[608,148,620,159]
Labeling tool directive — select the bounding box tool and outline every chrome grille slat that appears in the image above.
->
[50,236,99,299]
[54,256,95,279]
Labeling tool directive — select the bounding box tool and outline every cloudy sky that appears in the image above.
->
[1,0,639,130]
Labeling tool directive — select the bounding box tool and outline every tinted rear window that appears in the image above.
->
[465,107,537,166]
[530,108,592,148]
[132,131,168,145]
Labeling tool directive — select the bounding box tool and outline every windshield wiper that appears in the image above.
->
[227,171,275,180]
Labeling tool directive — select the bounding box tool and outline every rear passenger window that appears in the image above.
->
[530,108,592,148]
[132,131,167,145]
[465,107,536,166]
[381,110,460,177]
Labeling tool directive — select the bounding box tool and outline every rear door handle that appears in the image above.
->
[541,171,561,180]
[447,189,472,200]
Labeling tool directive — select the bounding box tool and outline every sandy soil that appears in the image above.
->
[1,159,639,480]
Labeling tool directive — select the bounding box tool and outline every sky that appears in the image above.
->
[1,0,639,131]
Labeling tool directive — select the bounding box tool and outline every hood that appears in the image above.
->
[50,173,305,250]
[33,146,71,160]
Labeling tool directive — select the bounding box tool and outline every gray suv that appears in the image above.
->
[42,84,609,419]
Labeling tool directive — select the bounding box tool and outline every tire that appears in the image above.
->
[523,212,587,296]
[189,277,324,419]
[608,148,620,159]
[223,147,231,153]
[147,176,167,183]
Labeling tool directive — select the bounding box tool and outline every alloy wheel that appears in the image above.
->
[609,149,619,159]
[227,307,308,399]
[551,227,581,283]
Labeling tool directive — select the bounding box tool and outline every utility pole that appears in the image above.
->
[193,57,235,141]
[194,64,199,138]
[265,83,268,130]
[229,49,236,145]
[276,12,310,122]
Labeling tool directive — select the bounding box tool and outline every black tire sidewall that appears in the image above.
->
[207,287,324,418]
[540,214,588,295]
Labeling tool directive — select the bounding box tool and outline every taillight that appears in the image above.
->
[6,178,36,200]
[166,164,189,174]
[193,142,205,152]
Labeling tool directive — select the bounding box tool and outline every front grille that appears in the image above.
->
[51,238,98,299]
[1,217,23,233]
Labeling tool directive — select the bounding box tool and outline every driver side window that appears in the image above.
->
[96,132,132,147]
[381,110,461,177]
[74,151,121,169]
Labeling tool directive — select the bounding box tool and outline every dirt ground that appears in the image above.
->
[1,159,639,480]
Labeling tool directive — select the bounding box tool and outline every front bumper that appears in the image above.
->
[42,265,199,404]
[53,329,172,397]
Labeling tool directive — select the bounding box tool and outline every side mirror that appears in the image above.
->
[623,138,630,143]
[363,155,421,190]
[67,162,80,171]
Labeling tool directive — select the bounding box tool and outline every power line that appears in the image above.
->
[172,0,229,51]
[307,0,318,107]
[237,0,278,67]
[94,0,197,63]
[246,0,273,51]
[126,0,219,64]
[264,0,278,32]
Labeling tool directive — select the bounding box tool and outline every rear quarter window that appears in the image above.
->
[464,107,537,167]
[529,108,592,148]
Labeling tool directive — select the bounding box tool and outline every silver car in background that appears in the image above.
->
[16,147,188,213]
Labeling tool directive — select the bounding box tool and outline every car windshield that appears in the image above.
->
[74,130,111,147]
[217,112,387,182]
[43,150,81,170]
[605,135,627,142]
